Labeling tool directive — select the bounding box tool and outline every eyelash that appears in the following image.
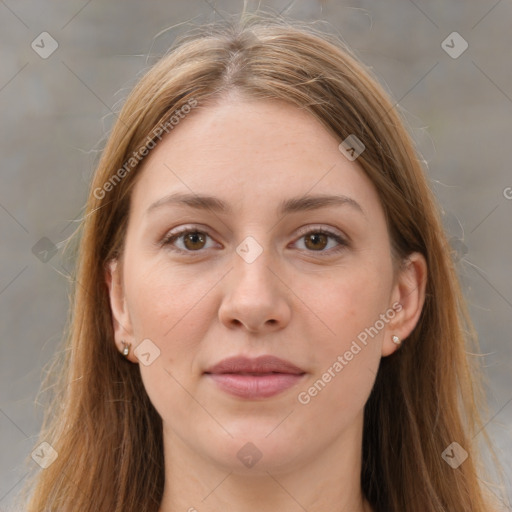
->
[160,225,348,256]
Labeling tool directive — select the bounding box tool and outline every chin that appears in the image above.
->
[199,427,308,475]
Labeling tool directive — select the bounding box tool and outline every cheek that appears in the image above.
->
[315,259,393,346]
[123,257,219,422]
[124,253,215,342]
[299,256,392,405]
[122,254,232,393]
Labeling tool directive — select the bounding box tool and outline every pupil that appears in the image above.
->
[186,232,205,249]
[307,233,327,250]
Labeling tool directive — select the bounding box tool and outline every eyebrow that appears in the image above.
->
[146,192,366,218]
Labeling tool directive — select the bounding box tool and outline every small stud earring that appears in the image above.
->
[392,335,401,345]
[121,341,131,357]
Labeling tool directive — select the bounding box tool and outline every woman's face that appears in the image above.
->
[107,97,424,474]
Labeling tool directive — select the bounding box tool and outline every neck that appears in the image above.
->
[158,415,372,512]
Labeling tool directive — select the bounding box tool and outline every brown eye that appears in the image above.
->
[304,233,328,251]
[162,229,216,253]
[293,227,348,255]
[183,231,206,250]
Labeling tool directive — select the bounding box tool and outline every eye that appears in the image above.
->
[292,226,348,254]
[161,228,218,252]
[160,225,348,255]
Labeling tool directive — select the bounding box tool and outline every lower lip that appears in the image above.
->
[206,373,305,399]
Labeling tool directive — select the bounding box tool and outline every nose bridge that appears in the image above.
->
[218,234,291,331]
[235,234,268,268]
[232,234,276,295]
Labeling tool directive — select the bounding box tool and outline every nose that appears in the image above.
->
[218,247,292,333]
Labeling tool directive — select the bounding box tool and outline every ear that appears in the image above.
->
[382,252,427,357]
[105,258,138,363]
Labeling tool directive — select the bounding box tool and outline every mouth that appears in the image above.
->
[204,355,306,399]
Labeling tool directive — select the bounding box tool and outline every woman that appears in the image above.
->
[19,13,503,512]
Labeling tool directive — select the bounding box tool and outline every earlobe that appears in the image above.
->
[382,252,427,357]
[105,258,137,363]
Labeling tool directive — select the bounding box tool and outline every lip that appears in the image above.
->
[204,355,306,399]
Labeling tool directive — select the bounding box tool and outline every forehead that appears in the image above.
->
[129,98,383,221]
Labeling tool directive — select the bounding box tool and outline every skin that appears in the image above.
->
[106,96,426,512]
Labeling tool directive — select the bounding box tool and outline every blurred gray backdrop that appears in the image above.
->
[1,0,511,509]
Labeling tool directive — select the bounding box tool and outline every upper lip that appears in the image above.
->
[204,355,305,375]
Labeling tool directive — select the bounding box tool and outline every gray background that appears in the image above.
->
[1,0,511,509]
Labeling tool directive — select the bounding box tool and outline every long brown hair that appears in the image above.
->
[18,12,502,512]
